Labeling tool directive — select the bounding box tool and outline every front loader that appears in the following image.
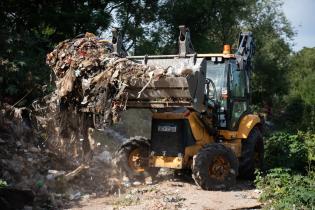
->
[114,26,264,190]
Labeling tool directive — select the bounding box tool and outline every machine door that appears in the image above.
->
[229,62,249,129]
[206,60,228,128]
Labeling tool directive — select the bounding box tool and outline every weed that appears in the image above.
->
[255,168,315,209]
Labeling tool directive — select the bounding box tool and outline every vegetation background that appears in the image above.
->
[0,0,314,208]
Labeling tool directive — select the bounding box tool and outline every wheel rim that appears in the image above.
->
[128,148,145,173]
[209,155,231,181]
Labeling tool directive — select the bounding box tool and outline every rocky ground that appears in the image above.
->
[66,171,262,210]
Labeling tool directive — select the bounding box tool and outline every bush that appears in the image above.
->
[264,132,309,172]
[255,168,315,209]
[256,131,315,208]
[272,96,315,132]
[304,132,315,167]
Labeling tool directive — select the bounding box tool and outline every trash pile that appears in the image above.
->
[0,104,58,208]
[0,104,121,209]
[46,33,192,124]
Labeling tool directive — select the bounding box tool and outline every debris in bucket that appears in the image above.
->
[46,32,193,124]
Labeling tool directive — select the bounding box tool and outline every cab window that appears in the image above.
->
[229,64,248,129]
[230,67,246,97]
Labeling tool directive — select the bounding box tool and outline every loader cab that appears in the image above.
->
[205,57,250,130]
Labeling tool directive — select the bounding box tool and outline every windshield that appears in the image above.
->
[206,61,227,99]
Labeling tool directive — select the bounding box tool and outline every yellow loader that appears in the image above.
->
[114,26,264,190]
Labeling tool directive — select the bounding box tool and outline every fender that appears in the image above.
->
[219,114,261,140]
[237,114,261,139]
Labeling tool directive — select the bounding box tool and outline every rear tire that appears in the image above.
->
[192,144,238,190]
[238,127,264,179]
[114,136,159,180]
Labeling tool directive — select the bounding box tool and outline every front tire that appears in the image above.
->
[114,136,159,180]
[192,144,238,190]
[238,127,264,179]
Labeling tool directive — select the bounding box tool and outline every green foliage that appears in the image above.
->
[304,132,315,165]
[277,96,315,132]
[153,0,263,53]
[246,0,294,104]
[0,179,7,188]
[255,169,315,209]
[113,0,159,54]
[289,48,315,105]
[258,131,315,208]
[264,132,309,172]
[268,48,315,132]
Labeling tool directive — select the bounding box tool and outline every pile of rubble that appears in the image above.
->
[0,104,121,209]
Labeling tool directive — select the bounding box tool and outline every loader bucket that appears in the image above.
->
[126,56,207,113]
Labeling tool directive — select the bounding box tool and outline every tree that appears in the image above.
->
[0,0,112,105]
[288,47,315,105]
[243,0,294,105]
[112,0,159,54]
[286,48,315,131]
[157,0,256,53]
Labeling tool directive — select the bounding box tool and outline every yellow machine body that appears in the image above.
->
[148,111,261,169]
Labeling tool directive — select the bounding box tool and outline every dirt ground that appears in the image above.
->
[66,173,262,210]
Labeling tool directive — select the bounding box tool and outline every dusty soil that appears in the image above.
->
[66,174,262,210]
